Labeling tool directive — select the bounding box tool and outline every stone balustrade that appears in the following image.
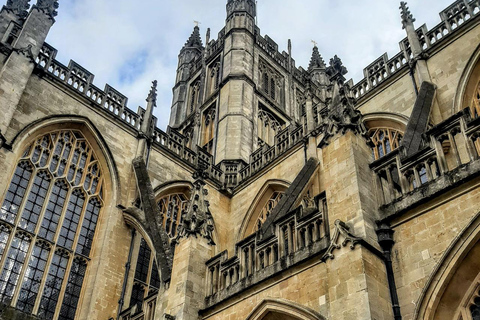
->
[352,0,480,100]
[205,194,328,307]
[119,292,157,320]
[372,108,480,207]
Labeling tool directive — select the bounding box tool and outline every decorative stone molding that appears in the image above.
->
[13,44,34,62]
[321,220,361,261]
[173,169,216,245]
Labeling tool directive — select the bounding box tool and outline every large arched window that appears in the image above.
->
[157,193,188,239]
[0,129,104,319]
[255,191,283,231]
[470,79,480,118]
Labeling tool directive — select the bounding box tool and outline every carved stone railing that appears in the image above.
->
[35,43,144,130]
[255,33,290,70]
[352,0,480,100]
[205,194,328,307]
[372,109,480,206]
[119,292,158,320]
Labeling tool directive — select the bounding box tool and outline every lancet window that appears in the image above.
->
[259,60,283,105]
[257,108,283,146]
[202,106,216,154]
[128,237,160,310]
[369,128,403,160]
[189,79,201,114]
[470,79,480,119]
[0,129,104,319]
[208,61,221,95]
[255,191,284,231]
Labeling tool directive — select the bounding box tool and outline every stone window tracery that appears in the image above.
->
[369,128,403,160]
[202,106,216,154]
[257,108,283,146]
[0,129,104,320]
[259,60,283,105]
[158,193,188,239]
[208,61,221,95]
[470,80,480,119]
[189,79,201,114]
[255,191,283,231]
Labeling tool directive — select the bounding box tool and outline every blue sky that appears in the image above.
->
[45,0,455,129]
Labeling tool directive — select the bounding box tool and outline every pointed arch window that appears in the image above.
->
[255,191,284,231]
[470,79,480,118]
[158,193,188,239]
[369,128,403,160]
[202,106,216,154]
[257,108,284,146]
[0,129,104,319]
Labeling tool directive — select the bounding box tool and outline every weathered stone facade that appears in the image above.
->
[0,0,480,320]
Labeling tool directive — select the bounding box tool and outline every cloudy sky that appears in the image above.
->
[45,0,454,129]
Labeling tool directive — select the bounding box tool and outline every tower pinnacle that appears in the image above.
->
[308,45,326,71]
[146,80,157,105]
[183,25,203,49]
[400,2,415,29]
[226,0,256,19]
[5,0,30,18]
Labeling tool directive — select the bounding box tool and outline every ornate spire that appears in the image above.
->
[5,0,31,18]
[400,2,415,29]
[308,46,326,71]
[183,25,203,49]
[35,0,59,18]
[146,80,157,105]
[326,55,348,83]
[173,169,215,245]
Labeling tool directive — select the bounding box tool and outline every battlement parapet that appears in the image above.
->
[352,0,480,101]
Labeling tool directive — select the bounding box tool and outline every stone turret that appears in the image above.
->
[0,0,58,144]
[169,26,204,127]
[308,45,328,86]
[225,0,256,33]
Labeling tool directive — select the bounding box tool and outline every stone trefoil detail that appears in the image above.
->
[321,220,362,261]
[173,169,215,245]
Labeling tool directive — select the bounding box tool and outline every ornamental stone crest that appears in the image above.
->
[321,220,361,261]
[5,0,30,18]
[173,169,215,245]
[35,0,58,18]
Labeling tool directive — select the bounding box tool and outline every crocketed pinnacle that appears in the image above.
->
[183,26,203,48]
[146,80,157,104]
[400,2,415,29]
[5,0,30,18]
[308,46,326,71]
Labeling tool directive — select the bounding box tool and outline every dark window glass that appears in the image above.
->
[149,260,160,290]
[0,234,31,303]
[58,190,85,249]
[58,258,87,320]
[1,163,32,224]
[19,171,51,233]
[471,297,480,320]
[39,181,68,242]
[16,242,50,313]
[38,251,69,320]
[134,239,151,283]
[76,198,101,257]
[129,283,145,309]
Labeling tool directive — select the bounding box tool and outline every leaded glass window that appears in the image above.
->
[369,128,403,160]
[0,129,104,319]
[255,191,284,231]
[158,193,188,239]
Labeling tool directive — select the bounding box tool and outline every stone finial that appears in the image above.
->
[400,2,415,29]
[5,0,31,18]
[183,25,203,49]
[173,169,215,245]
[326,55,348,82]
[146,80,157,105]
[35,0,59,18]
[308,45,326,71]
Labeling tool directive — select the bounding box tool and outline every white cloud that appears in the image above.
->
[46,0,455,129]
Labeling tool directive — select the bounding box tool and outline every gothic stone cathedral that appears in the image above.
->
[0,0,479,319]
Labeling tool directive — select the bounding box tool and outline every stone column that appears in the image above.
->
[322,131,393,320]
[165,236,213,320]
